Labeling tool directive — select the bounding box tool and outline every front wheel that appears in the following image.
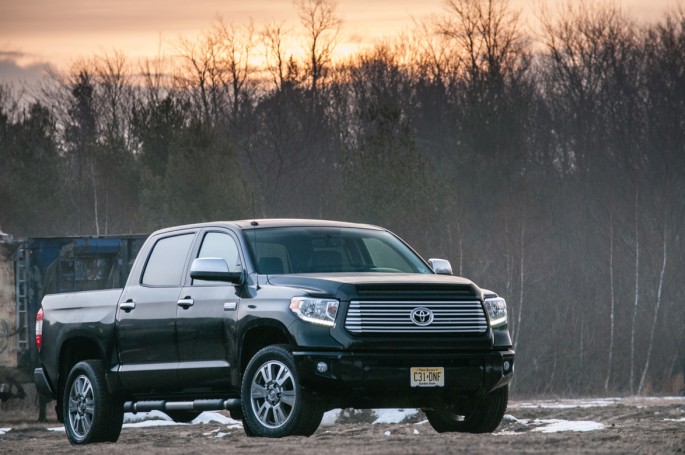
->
[426,385,508,433]
[63,360,123,444]
[241,345,323,437]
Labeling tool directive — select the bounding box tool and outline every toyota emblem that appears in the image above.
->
[410,307,434,326]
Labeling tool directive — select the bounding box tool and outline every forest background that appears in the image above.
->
[1,0,683,397]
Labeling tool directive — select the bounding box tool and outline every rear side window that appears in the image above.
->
[142,233,194,286]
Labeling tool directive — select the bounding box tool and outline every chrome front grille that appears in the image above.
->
[344,300,488,334]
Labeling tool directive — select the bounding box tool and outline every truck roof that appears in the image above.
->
[152,219,385,235]
[234,219,383,230]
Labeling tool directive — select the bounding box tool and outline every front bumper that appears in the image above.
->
[293,349,514,408]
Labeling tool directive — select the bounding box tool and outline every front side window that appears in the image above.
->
[194,232,242,285]
[142,233,194,286]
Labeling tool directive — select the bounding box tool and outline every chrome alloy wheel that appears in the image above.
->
[250,360,297,429]
[67,374,95,439]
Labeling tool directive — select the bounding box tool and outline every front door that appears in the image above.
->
[176,230,243,392]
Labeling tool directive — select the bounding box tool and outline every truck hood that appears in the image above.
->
[265,273,482,299]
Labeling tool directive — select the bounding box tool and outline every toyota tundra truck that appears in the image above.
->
[34,219,514,444]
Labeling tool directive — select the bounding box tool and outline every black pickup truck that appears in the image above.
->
[34,219,514,444]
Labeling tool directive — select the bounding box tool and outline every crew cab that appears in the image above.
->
[34,219,514,444]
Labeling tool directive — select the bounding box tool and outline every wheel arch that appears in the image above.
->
[55,336,107,419]
[240,321,294,374]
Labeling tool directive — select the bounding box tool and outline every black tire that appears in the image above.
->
[241,345,324,437]
[165,410,202,423]
[242,420,256,437]
[63,360,124,444]
[426,385,508,434]
[228,408,256,437]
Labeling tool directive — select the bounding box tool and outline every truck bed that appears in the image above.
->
[39,288,123,388]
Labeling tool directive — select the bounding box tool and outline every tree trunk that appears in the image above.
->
[630,189,639,394]
[604,216,615,392]
[638,222,668,395]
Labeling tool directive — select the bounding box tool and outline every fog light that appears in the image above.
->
[503,361,511,372]
[316,362,328,374]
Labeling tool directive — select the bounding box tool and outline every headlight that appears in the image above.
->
[290,297,339,327]
[484,297,507,327]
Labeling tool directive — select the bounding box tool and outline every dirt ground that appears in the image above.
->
[1,396,684,454]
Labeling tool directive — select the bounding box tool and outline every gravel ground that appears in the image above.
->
[1,396,684,454]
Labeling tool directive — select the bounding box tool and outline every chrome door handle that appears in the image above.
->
[119,300,136,312]
[177,297,194,309]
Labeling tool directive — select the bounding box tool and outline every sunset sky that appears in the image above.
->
[0,0,679,86]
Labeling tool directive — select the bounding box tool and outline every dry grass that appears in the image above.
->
[0,384,58,425]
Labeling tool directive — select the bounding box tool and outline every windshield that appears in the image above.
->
[244,227,432,275]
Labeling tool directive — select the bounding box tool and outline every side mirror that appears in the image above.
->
[428,258,453,275]
[190,257,244,285]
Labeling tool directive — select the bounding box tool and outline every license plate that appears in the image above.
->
[410,367,444,387]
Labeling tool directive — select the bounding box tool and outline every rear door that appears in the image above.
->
[115,231,196,393]
[176,229,244,392]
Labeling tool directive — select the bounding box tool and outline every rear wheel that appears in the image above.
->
[63,360,123,444]
[426,386,508,433]
[241,345,324,437]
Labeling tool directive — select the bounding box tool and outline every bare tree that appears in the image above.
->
[407,19,458,85]
[638,221,669,395]
[538,0,643,394]
[604,215,615,392]
[94,52,134,147]
[294,0,342,96]
[630,189,640,393]
[139,37,175,104]
[262,21,293,91]
[175,32,221,125]
[214,18,256,119]
[538,0,640,174]
[63,65,99,234]
[438,0,526,83]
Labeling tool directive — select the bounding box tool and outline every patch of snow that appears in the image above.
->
[512,396,685,411]
[124,419,183,428]
[123,411,239,428]
[664,418,685,422]
[47,426,65,432]
[501,415,604,434]
[203,428,231,437]
[413,428,420,435]
[124,410,171,424]
[512,398,620,409]
[192,411,240,426]
[373,408,419,424]
[0,428,11,435]
[531,419,604,433]
[384,430,391,436]
[503,414,529,424]
[321,409,342,426]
